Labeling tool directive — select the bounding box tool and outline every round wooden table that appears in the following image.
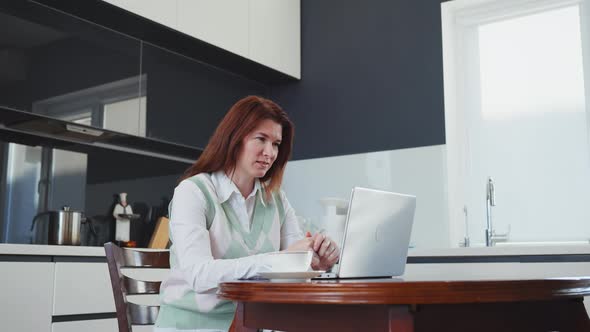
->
[219,276,590,332]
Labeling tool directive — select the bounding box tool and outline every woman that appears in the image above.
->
[155,96,339,331]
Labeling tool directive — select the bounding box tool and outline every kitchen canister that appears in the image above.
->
[319,197,348,249]
[31,206,86,245]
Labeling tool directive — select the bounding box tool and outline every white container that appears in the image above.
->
[323,215,346,248]
[266,251,313,272]
[319,197,348,249]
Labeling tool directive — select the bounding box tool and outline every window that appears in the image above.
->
[442,0,590,245]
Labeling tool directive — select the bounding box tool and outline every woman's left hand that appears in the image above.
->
[310,233,339,271]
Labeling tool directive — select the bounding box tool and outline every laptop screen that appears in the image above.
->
[334,187,416,279]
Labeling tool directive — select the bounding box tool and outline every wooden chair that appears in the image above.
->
[104,242,169,332]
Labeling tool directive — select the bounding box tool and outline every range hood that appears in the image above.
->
[0,106,202,164]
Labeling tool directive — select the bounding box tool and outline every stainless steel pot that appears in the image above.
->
[31,206,86,245]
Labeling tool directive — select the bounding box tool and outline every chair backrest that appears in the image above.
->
[104,242,170,332]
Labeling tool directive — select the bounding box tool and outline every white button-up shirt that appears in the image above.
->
[168,171,303,290]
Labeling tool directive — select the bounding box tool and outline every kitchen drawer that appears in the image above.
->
[0,262,54,332]
[52,318,117,332]
[53,262,115,315]
[51,318,154,332]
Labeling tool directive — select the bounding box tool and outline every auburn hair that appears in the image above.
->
[180,96,294,198]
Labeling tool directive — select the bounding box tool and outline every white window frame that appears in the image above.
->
[441,0,590,246]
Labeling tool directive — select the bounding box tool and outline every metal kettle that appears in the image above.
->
[30,206,86,245]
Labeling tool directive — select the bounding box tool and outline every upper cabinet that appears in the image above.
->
[177,0,249,59]
[249,0,301,79]
[102,0,177,28]
[102,0,300,79]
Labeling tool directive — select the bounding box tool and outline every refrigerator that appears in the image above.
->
[0,142,87,244]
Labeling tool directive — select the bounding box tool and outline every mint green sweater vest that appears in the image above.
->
[155,174,285,331]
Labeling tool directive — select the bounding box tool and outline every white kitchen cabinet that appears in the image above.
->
[52,320,152,332]
[101,0,300,78]
[0,262,54,332]
[177,0,249,58]
[249,0,301,78]
[52,319,118,332]
[53,262,115,315]
[102,0,177,28]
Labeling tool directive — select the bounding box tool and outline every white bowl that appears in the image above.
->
[266,251,313,272]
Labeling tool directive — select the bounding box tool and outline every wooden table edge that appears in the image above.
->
[219,277,590,305]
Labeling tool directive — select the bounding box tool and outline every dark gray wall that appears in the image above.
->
[271,0,446,160]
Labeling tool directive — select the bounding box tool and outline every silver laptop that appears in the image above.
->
[315,187,416,279]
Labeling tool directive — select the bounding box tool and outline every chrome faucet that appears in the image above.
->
[485,177,496,246]
[485,177,509,246]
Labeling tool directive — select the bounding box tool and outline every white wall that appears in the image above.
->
[282,145,450,249]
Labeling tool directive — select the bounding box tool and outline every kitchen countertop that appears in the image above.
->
[408,244,590,257]
[0,243,106,257]
[2,243,590,258]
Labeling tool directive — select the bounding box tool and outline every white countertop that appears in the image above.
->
[2,243,590,258]
[408,244,590,257]
[0,243,106,256]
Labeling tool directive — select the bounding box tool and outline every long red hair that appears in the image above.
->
[180,96,294,197]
